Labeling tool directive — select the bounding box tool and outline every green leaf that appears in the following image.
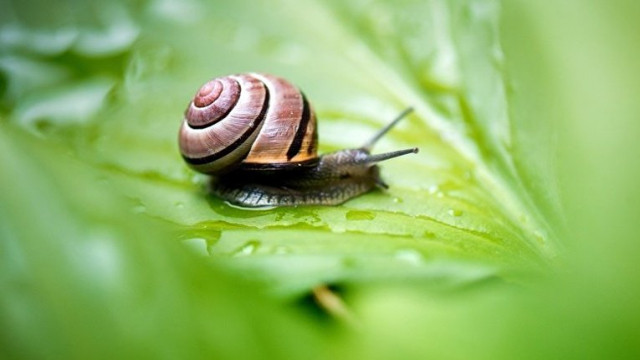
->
[2,0,560,295]
[4,0,640,359]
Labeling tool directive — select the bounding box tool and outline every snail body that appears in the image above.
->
[179,73,417,208]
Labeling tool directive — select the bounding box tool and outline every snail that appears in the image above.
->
[178,73,418,208]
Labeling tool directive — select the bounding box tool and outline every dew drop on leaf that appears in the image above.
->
[273,246,291,255]
[182,237,208,256]
[448,209,463,217]
[345,210,376,221]
[394,249,424,265]
[234,240,260,257]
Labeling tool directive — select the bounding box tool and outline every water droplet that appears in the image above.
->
[428,185,439,194]
[345,210,376,221]
[131,198,146,214]
[291,209,322,224]
[394,249,424,265]
[448,209,463,217]
[191,173,206,185]
[174,201,184,209]
[273,245,291,255]
[132,205,145,213]
[182,238,208,256]
[423,231,436,239]
[234,240,260,256]
[393,197,403,203]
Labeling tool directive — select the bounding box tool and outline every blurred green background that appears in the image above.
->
[1,0,639,359]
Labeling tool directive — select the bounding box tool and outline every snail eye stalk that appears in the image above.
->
[361,107,414,152]
[364,147,419,165]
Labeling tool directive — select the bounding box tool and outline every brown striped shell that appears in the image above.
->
[179,73,318,174]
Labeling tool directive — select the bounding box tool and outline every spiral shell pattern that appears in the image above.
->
[179,73,318,174]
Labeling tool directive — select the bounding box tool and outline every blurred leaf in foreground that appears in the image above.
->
[0,125,325,359]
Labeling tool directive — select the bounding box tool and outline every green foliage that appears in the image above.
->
[1,0,640,359]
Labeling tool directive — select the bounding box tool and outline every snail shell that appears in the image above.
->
[179,73,318,174]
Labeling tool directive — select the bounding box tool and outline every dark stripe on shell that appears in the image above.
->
[183,83,271,165]
[286,93,311,160]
